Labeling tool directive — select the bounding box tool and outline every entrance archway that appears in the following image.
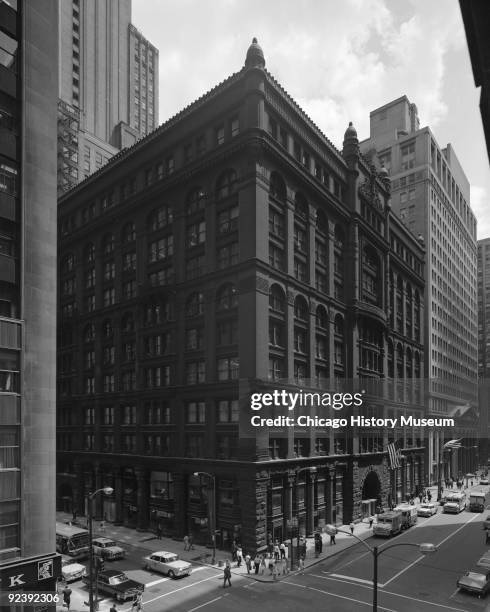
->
[362,470,381,499]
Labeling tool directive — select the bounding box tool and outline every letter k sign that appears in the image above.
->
[9,574,26,587]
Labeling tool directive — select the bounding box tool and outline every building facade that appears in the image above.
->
[0,0,60,603]
[478,238,490,379]
[361,96,479,483]
[57,0,159,194]
[57,40,427,553]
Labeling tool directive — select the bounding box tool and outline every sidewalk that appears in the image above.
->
[55,480,484,593]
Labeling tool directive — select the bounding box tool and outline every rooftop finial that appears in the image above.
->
[245,37,265,69]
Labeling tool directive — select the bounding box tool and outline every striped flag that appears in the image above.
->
[387,441,402,469]
[444,439,462,449]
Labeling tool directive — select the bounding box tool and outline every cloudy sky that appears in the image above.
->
[132,0,490,238]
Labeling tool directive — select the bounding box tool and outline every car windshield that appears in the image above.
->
[108,575,128,585]
[420,504,431,509]
[103,541,116,547]
[466,572,487,584]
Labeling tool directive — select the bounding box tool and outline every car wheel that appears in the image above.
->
[168,570,175,579]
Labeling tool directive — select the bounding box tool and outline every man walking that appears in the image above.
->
[156,523,162,540]
[350,521,355,535]
[330,532,336,545]
[183,535,189,551]
[223,561,232,587]
[62,586,72,611]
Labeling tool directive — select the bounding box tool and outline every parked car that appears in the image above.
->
[417,503,437,517]
[477,552,490,569]
[92,537,125,560]
[457,568,490,598]
[82,570,144,602]
[142,551,192,578]
[480,479,489,486]
[61,556,86,583]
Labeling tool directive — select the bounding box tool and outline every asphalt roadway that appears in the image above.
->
[65,492,490,611]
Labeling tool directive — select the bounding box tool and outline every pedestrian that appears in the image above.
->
[471,480,474,487]
[368,515,374,529]
[188,535,194,550]
[183,535,189,551]
[330,533,336,545]
[280,541,286,558]
[236,546,243,567]
[349,521,355,535]
[72,510,77,523]
[260,554,266,575]
[157,523,162,540]
[100,520,105,533]
[245,553,251,574]
[273,541,280,560]
[223,561,232,588]
[254,554,261,574]
[273,561,279,581]
[299,553,305,573]
[62,586,72,611]
[231,542,237,562]
[283,543,289,573]
[268,553,275,575]
[131,591,142,611]
[109,605,118,612]
[427,491,432,502]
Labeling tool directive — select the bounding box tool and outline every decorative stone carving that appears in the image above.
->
[359,174,383,212]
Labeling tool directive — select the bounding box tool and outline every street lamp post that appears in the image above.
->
[193,472,216,564]
[325,524,436,611]
[86,487,114,612]
[291,466,317,571]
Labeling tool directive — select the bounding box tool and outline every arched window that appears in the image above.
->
[216,169,237,201]
[122,222,136,244]
[269,285,285,313]
[148,205,173,231]
[216,284,238,311]
[414,351,421,377]
[294,193,308,222]
[85,243,95,264]
[269,172,286,202]
[186,292,204,317]
[294,296,308,321]
[316,305,328,329]
[102,233,115,256]
[186,187,207,215]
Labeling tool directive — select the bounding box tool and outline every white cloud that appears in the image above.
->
[472,185,490,239]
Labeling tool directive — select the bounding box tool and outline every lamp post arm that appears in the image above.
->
[334,527,374,555]
[377,541,426,556]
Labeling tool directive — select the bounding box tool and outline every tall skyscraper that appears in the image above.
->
[361,96,479,483]
[0,0,60,601]
[57,0,159,194]
[478,238,490,379]
[57,40,429,554]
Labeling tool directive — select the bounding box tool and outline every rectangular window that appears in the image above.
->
[149,236,174,262]
[217,356,239,381]
[186,328,203,350]
[186,221,206,246]
[217,206,238,234]
[186,255,204,279]
[186,361,206,384]
[217,243,239,269]
[269,244,285,270]
[217,320,238,346]
[231,117,239,137]
[187,401,206,423]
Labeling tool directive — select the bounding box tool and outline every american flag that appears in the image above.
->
[443,438,462,449]
[387,441,402,469]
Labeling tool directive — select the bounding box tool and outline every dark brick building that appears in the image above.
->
[57,39,426,553]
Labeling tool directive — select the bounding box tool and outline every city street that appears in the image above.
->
[61,486,490,611]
